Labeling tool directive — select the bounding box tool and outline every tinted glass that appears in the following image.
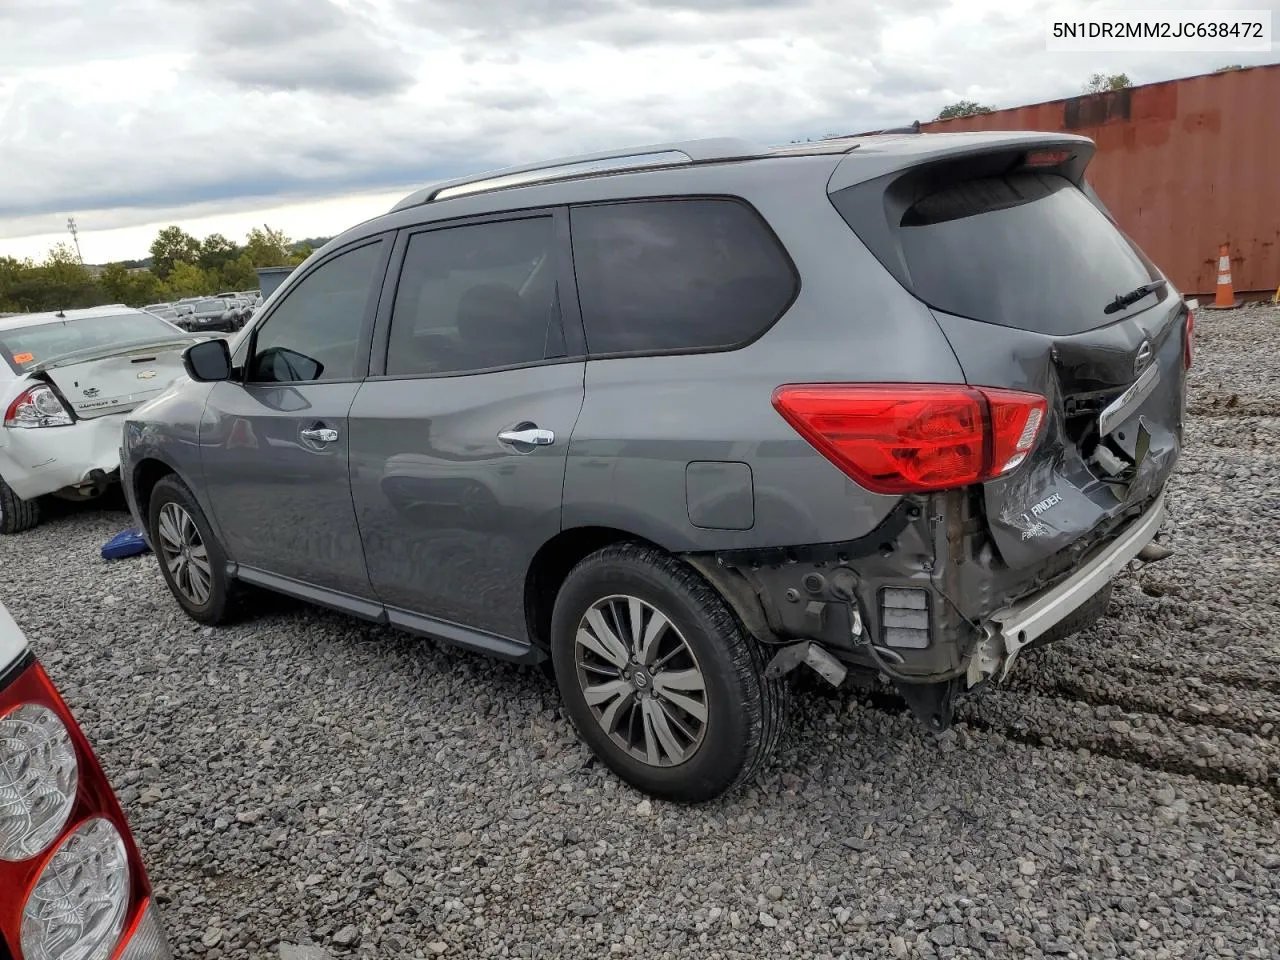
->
[248,242,382,383]
[0,312,187,374]
[895,174,1160,335]
[385,217,559,377]
[570,199,796,355]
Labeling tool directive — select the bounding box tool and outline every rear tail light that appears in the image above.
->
[772,383,1047,494]
[0,703,78,860]
[1184,309,1195,370]
[4,384,74,428]
[21,817,130,960]
[0,659,172,960]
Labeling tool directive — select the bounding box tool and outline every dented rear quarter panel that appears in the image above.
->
[932,297,1186,580]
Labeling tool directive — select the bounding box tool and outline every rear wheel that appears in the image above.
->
[550,543,788,803]
[148,475,239,625]
[0,476,40,534]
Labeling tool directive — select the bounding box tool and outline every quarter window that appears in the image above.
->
[570,199,797,355]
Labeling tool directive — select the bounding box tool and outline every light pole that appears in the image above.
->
[66,217,83,264]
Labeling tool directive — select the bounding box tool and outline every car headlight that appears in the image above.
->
[0,703,79,861]
[21,817,131,960]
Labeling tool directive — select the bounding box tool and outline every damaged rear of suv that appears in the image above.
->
[125,129,1186,803]
[723,133,1188,735]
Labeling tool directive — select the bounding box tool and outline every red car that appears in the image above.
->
[0,599,172,960]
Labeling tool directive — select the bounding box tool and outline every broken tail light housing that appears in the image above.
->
[0,658,172,960]
[772,383,1047,494]
[4,384,74,428]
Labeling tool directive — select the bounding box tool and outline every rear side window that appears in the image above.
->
[385,216,561,377]
[570,198,797,355]
[835,172,1160,336]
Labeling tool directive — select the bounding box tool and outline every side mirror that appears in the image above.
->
[184,339,233,382]
[255,346,324,383]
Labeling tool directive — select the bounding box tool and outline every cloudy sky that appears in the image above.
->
[2,0,1275,262]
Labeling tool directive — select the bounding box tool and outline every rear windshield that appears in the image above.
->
[836,172,1162,335]
[0,312,185,373]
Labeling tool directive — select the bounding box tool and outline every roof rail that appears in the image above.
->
[391,137,763,211]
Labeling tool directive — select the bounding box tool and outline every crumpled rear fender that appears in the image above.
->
[0,414,125,500]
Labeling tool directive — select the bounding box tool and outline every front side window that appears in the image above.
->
[570,198,798,355]
[385,216,560,377]
[248,242,383,384]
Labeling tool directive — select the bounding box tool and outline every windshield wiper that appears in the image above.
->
[1104,279,1166,315]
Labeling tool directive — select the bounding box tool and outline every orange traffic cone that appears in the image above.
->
[1205,242,1243,310]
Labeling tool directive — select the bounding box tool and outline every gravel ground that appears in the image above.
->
[3,304,1279,960]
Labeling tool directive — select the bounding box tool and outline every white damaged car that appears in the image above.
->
[0,305,201,533]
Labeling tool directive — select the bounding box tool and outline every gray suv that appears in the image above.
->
[121,131,1188,801]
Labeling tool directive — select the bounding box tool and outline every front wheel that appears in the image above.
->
[0,476,40,534]
[148,475,239,625]
[550,543,789,803]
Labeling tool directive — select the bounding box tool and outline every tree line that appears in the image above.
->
[935,67,1248,122]
[936,73,1135,121]
[0,225,329,314]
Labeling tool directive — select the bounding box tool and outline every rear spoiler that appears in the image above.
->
[827,132,1097,193]
[28,336,200,376]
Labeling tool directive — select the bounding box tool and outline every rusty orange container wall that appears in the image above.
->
[919,64,1280,298]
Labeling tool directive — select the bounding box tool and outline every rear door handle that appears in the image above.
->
[301,427,339,443]
[497,427,555,446]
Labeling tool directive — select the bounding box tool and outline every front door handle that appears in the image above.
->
[301,427,339,444]
[497,427,555,446]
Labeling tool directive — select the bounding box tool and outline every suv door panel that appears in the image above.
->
[199,238,389,598]
[349,210,584,641]
[349,364,584,638]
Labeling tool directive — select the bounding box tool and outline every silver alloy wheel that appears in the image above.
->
[574,594,708,767]
[156,502,212,606]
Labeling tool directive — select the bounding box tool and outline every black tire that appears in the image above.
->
[148,474,240,625]
[0,475,40,534]
[550,543,789,803]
